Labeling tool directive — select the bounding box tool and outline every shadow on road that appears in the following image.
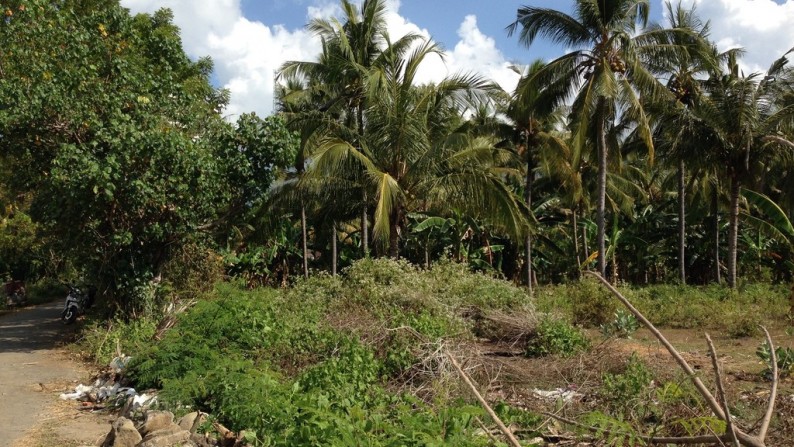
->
[0,301,71,353]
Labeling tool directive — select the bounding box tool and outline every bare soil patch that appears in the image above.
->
[0,301,110,446]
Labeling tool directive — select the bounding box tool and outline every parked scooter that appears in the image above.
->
[61,284,95,324]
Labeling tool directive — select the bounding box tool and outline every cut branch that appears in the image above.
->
[706,333,740,447]
[584,272,724,418]
[758,326,778,441]
[447,353,522,447]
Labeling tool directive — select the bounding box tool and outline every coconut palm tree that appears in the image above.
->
[694,50,794,287]
[279,0,421,258]
[506,60,576,290]
[307,39,528,257]
[508,0,688,277]
[648,1,718,284]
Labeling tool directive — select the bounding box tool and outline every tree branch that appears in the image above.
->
[446,353,522,447]
[758,326,778,441]
[584,272,771,447]
[706,333,740,447]
[584,272,724,418]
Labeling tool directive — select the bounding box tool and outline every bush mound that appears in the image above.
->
[123,259,540,446]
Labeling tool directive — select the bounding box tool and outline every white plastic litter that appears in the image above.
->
[131,393,157,411]
[532,388,583,402]
[59,384,95,400]
[109,355,131,374]
[58,355,154,413]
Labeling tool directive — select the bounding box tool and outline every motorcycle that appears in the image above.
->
[61,284,95,324]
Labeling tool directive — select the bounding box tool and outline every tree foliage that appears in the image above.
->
[0,0,297,311]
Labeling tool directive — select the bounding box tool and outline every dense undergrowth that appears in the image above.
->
[75,260,792,446]
[86,260,541,446]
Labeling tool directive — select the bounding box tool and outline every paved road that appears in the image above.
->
[0,301,87,444]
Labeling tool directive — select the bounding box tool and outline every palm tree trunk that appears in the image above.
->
[572,208,581,272]
[388,207,402,259]
[357,104,369,259]
[727,174,740,288]
[424,239,430,269]
[596,99,608,277]
[301,204,308,279]
[678,159,686,284]
[331,221,337,276]
[582,223,590,265]
[712,185,721,284]
[361,188,369,257]
[525,135,533,293]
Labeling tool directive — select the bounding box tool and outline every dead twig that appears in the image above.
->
[706,333,740,447]
[758,326,778,441]
[447,353,522,447]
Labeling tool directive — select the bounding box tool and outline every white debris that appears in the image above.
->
[59,384,95,400]
[109,355,131,374]
[532,388,583,402]
[131,393,157,411]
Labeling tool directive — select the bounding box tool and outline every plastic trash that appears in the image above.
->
[532,388,583,402]
[109,355,131,373]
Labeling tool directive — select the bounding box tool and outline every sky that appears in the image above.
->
[118,0,794,119]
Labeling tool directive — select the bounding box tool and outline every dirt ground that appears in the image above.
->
[468,324,794,445]
[0,301,111,447]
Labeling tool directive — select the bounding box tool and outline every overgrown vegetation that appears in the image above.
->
[77,260,542,445]
[535,280,790,331]
[72,258,793,445]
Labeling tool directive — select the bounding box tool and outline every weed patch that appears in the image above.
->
[117,259,544,445]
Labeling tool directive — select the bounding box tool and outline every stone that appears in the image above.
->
[177,412,205,433]
[139,410,175,437]
[142,424,184,441]
[101,417,141,447]
[138,426,191,447]
[190,433,216,447]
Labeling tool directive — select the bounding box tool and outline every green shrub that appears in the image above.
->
[525,317,589,357]
[600,353,653,413]
[123,259,546,446]
[601,309,640,338]
[536,282,789,329]
[756,341,794,378]
[77,317,157,365]
[726,312,761,338]
[569,278,617,327]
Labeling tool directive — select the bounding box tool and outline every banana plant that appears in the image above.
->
[742,188,794,273]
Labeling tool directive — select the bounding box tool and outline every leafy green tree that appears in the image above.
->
[0,1,295,312]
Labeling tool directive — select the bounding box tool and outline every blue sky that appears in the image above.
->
[239,1,589,63]
[120,0,794,118]
[240,1,669,63]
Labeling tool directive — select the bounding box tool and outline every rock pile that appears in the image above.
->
[101,410,221,447]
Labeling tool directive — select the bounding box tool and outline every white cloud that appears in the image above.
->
[121,0,323,119]
[676,0,794,73]
[120,0,519,118]
[379,6,519,93]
